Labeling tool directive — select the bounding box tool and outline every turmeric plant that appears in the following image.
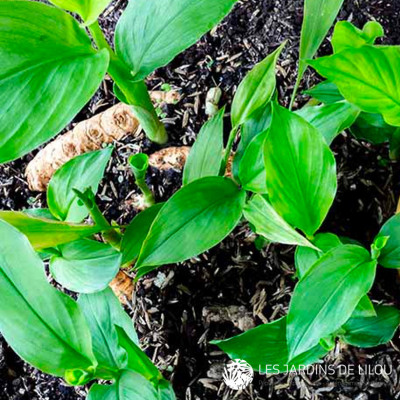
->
[0,0,239,163]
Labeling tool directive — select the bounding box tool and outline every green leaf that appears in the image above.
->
[376,214,400,269]
[0,1,109,163]
[287,245,377,359]
[183,108,225,185]
[332,21,384,53]
[231,43,285,128]
[24,208,57,220]
[88,370,160,400]
[48,0,112,25]
[309,46,400,127]
[0,211,103,250]
[88,384,117,400]
[295,101,360,145]
[238,130,269,193]
[116,327,161,383]
[136,177,246,275]
[295,233,342,279]
[350,112,396,144]
[0,220,95,378]
[243,195,316,249]
[294,0,344,96]
[121,204,164,265]
[78,288,138,378]
[352,295,377,319]
[341,305,400,348]
[304,81,344,104]
[115,0,238,80]
[212,317,327,374]
[264,103,337,237]
[48,148,113,223]
[232,104,272,182]
[50,239,121,294]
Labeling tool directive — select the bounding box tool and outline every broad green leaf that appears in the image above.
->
[304,81,344,104]
[309,46,400,126]
[183,108,225,185]
[50,239,121,294]
[293,0,344,101]
[287,245,377,359]
[332,21,384,53]
[212,317,327,373]
[88,384,117,400]
[233,104,272,181]
[238,130,268,193]
[48,0,112,25]
[341,305,400,348]
[78,288,138,378]
[0,1,109,163]
[136,177,246,275]
[0,211,102,250]
[121,204,164,265]
[295,101,360,145]
[0,220,95,378]
[115,0,238,80]
[231,43,285,128]
[48,148,113,223]
[352,295,377,319]
[376,214,400,269]
[243,195,316,249]
[295,233,342,279]
[116,327,161,383]
[350,112,396,144]
[264,104,337,237]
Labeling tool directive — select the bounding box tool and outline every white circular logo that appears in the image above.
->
[223,359,254,390]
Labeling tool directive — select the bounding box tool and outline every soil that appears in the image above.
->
[1,0,400,399]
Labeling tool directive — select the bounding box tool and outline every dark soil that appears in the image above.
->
[1,0,400,399]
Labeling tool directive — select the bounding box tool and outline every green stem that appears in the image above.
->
[136,178,155,207]
[88,22,167,144]
[289,61,306,111]
[220,127,238,174]
[73,188,122,249]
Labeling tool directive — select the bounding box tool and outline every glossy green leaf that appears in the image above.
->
[304,81,344,104]
[212,317,327,373]
[183,108,225,185]
[48,148,112,223]
[121,204,164,265]
[376,214,400,269]
[350,112,396,144]
[295,233,342,279]
[0,1,109,163]
[309,46,400,126]
[0,211,102,250]
[115,0,238,80]
[116,327,161,382]
[341,305,400,348]
[238,130,269,193]
[88,370,159,400]
[243,195,315,248]
[231,43,285,128]
[78,288,138,378]
[295,101,360,145]
[264,103,337,237]
[332,21,384,53]
[352,295,377,319]
[287,245,377,359]
[136,177,246,275]
[0,220,95,378]
[293,0,344,100]
[48,0,112,25]
[233,104,272,181]
[50,239,121,294]
[24,208,57,220]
